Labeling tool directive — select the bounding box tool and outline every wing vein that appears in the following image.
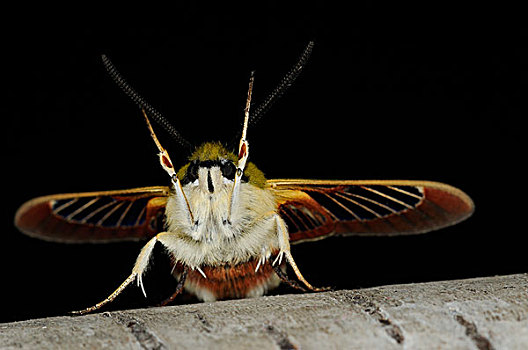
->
[65,198,99,221]
[290,208,313,231]
[334,192,384,218]
[320,191,362,221]
[281,209,301,232]
[80,200,116,224]
[299,207,320,228]
[387,185,423,199]
[96,201,125,226]
[53,198,79,214]
[360,186,415,210]
[116,200,134,227]
[340,191,398,214]
[135,205,148,226]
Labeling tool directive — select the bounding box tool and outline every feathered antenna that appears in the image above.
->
[101,55,193,150]
[249,41,314,126]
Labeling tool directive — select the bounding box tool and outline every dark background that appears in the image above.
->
[4,6,527,323]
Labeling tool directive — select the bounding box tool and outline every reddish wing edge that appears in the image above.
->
[268,179,474,244]
[14,186,170,243]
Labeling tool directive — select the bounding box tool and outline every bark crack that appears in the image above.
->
[347,295,405,345]
[103,312,166,350]
[192,311,213,333]
[265,323,298,350]
[454,314,495,350]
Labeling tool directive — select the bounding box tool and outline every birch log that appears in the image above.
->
[1,273,527,350]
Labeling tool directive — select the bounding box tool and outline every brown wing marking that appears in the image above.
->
[268,179,474,244]
[14,186,170,243]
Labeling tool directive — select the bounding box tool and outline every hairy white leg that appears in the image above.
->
[244,210,316,289]
[133,236,158,297]
[71,232,177,315]
[70,273,138,315]
[273,214,325,291]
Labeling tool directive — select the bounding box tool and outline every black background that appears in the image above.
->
[4,5,527,323]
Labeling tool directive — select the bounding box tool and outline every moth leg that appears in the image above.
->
[71,232,173,315]
[70,272,138,315]
[272,264,307,292]
[274,215,328,292]
[158,266,188,306]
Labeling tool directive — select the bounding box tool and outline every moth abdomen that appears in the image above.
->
[174,254,282,302]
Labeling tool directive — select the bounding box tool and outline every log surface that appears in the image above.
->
[1,274,527,350]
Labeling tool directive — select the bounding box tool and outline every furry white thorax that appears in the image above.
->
[164,165,279,267]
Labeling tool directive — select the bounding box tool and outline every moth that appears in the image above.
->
[14,42,474,315]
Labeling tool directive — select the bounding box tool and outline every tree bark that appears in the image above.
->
[1,274,527,350]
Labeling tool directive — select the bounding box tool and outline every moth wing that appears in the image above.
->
[268,179,474,244]
[14,186,170,243]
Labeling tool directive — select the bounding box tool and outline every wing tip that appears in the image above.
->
[423,180,475,216]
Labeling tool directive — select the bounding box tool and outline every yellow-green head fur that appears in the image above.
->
[176,142,267,188]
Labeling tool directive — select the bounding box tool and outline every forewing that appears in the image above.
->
[15,186,170,243]
[268,179,474,244]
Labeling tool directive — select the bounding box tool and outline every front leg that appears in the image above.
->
[273,214,328,292]
[71,232,176,315]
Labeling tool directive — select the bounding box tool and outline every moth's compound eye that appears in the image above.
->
[221,161,236,180]
[186,161,199,183]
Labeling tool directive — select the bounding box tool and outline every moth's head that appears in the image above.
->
[139,111,266,191]
[100,42,313,190]
[175,142,266,188]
